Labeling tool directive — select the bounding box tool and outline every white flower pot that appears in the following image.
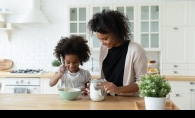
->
[144,97,167,110]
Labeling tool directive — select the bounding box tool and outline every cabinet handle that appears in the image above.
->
[175,94,180,97]
[172,71,177,74]
[173,27,178,30]
[189,89,194,92]
[190,82,195,85]
[172,65,178,68]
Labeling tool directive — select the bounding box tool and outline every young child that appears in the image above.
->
[49,35,91,95]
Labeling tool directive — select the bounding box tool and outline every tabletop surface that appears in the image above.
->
[0,93,145,110]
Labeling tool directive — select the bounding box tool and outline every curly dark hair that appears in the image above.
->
[53,35,91,66]
[87,9,131,43]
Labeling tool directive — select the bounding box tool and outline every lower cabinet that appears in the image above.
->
[40,78,59,94]
[169,93,191,110]
[0,78,5,93]
[169,81,195,110]
[192,94,195,110]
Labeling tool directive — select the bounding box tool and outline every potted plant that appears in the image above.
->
[136,74,171,110]
[52,59,61,67]
[51,59,61,72]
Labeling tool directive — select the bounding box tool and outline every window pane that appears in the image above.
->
[126,7,134,20]
[151,34,159,48]
[70,23,77,33]
[79,23,86,33]
[79,8,86,21]
[70,8,77,21]
[93,7,100,14]
[141,34,149,48]
[117,7,124,14]
[141,6,149,20]
[141,22,149,32]
[151,6,159,20]
[151,22,159,32]
[93,34,100,48]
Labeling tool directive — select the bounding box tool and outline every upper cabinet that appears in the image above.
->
[89,4,113,51]
[163,2,189,27]
[68,3,161,51]
[113,4,137,43]
[189,1,195,26]
[138,3,162,51]
[67,5,90,45]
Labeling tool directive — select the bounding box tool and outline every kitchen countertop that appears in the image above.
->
[0,71,100,79]
[0,93,172,110]
[0,71,195,81]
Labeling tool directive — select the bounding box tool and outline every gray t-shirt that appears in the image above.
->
[59,68,91,89]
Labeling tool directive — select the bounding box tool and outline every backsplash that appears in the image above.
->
[0,0,192,72]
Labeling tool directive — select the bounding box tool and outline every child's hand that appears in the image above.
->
[58,65,67,75]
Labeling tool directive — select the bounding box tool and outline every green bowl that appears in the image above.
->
[58,88,81,101]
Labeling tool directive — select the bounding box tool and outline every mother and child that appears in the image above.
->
[49,9,147,96]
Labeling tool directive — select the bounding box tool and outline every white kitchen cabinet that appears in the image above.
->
[68,3,160,51]
[163,1,189,27]
[138,3,162,51]
[189,27,195,76]
[162,27,189,64]
[189,1,195,26]
[89,4,113,51]
[0,78,5,93]
[169,81,195,110]
[161,1,195,76]
[192,94,195,110]
[0,11,17,41]
[67,5,90,46]
[169,92,191,110]
[162,27,189,76]
[113,4,137,43]
[40,78,58,94]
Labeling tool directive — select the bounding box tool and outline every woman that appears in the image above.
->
[87,9,148,96]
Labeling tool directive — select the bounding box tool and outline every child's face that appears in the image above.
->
[64,54,80,73]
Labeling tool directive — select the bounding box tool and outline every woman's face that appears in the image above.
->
[64,54,80,73]
[96,32,121,49]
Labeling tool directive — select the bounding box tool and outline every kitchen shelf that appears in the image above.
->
[0,11,17,41]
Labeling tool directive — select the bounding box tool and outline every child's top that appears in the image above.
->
[59,68,91,89]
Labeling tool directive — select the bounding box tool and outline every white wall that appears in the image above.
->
[0,0,192,71]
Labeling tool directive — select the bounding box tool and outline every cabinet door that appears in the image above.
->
[113,4,137,43]
[40,78,58,94]
[192,94,195,110]
[68,5,89,45]
[189,27,195,63]
[189,1,195,26]
[163,2,188,26]
[162,27,189,63]
[0,78,5,93]
[89,4,113,51]
[138,3,162,51]
[169,92,191,110]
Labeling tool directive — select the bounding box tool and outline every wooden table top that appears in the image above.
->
[0,93,144,110]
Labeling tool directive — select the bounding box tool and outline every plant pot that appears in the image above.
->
[144,97,167,110]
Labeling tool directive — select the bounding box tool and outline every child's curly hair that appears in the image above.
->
[53,35,91,66]
[87,9,131,43]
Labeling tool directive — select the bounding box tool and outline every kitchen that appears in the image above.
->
[0,0,195,110]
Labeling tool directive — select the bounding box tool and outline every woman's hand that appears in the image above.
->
[99,81,121,95]
[84,82,90,96]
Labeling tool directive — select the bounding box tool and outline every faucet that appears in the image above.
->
[91,57,94,71]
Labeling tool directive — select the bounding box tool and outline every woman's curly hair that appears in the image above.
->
[87,9,131,43]
[53,35,91,66]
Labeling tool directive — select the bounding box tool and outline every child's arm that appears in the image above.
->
[49,65,66,87]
